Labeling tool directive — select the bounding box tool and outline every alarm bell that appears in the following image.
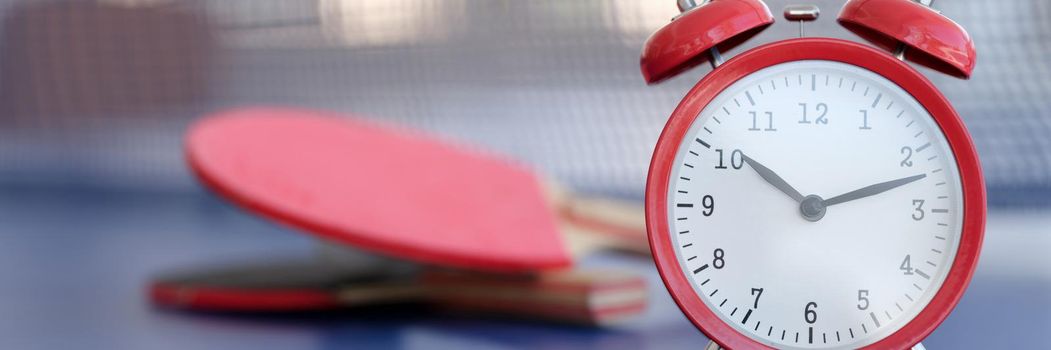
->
[839,0,976,78]
[641,0,976,84]
[640,0,774,84]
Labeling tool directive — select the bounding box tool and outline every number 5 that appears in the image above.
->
[857,290,870,310]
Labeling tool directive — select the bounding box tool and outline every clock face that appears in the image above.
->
[666,60,964,349]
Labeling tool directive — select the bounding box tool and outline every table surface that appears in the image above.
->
[0,187,1046,349]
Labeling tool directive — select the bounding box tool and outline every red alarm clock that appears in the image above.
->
[641,0,984,349]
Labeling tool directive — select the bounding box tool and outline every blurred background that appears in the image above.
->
[0,0,1046,349]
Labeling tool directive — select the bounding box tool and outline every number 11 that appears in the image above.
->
[749,111,776,131]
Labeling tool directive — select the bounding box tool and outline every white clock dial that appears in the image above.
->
[667,61,964,349]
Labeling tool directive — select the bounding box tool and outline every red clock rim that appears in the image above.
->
[645,38,986,350]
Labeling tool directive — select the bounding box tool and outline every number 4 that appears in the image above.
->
[900,255,914,275]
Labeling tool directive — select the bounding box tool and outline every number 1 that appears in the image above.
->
[859,109,872,130]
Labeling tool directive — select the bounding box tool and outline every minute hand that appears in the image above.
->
[821,174,927,207]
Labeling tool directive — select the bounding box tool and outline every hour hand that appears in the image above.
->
[741,153,805,203]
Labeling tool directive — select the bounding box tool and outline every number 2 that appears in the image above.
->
[901,146,914,167]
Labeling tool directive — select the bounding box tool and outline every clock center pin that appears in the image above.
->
[800,194,827,222]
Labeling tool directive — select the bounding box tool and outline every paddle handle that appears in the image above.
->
[560,196,650,255]
[417,269,648,325]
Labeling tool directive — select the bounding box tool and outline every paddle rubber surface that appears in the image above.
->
[186,108,571,271]
[149,257,648,325]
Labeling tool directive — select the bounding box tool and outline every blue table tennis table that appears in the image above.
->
[0,186,1045,349]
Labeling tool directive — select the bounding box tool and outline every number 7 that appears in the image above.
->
[751,288,764,309]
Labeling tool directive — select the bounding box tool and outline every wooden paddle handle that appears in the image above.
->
[418,269,648,325]
[561,196,650,255]
[539,179,650,255]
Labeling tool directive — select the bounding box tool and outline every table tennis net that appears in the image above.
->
[0,0,1045,207]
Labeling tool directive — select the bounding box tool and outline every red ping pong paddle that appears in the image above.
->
[185,107,648,271]
[150,255,648,325]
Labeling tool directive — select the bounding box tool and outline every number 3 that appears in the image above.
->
[912,199,925,220]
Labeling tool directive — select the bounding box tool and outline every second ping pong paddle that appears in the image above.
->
[150,255,647,325]
[186,107,648,271]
